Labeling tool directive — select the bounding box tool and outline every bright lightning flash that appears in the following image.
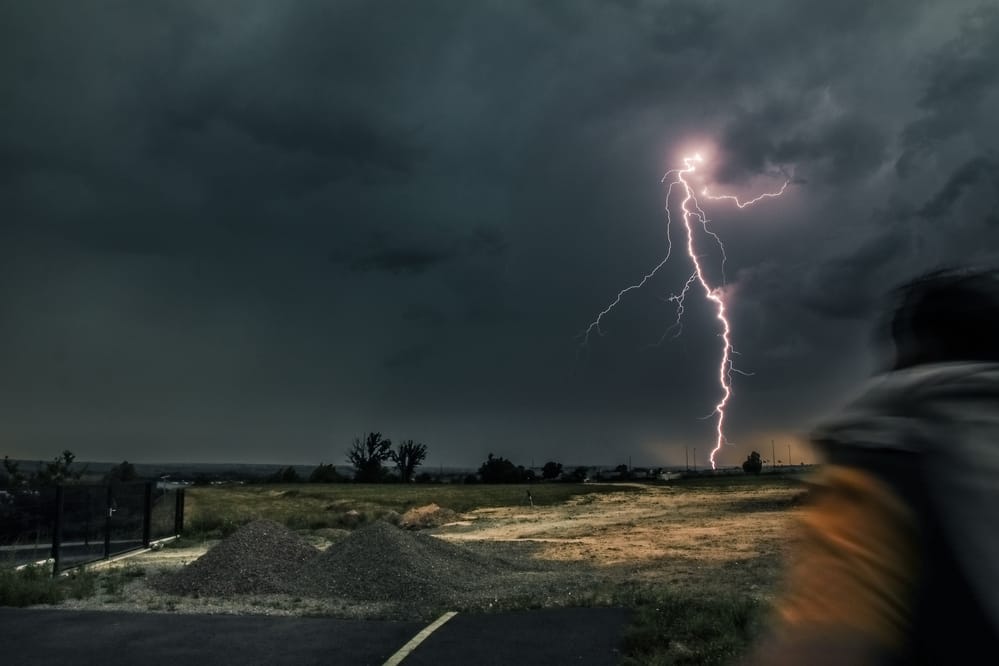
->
[581,153,788,470]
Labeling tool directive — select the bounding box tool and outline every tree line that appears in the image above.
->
[264,432,428,484]
[2,452,142,488]
[3,441,594,488]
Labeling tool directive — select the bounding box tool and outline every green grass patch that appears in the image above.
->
[0,564,97,607]
[617,588,766,665]
[100,565,146,599]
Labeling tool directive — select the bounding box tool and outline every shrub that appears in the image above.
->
[742,452,763,475]
[0,565,61,606]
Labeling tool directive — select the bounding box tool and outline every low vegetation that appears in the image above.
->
[182,482,641,539]
[0,564,96,607]
[618,588,765,665]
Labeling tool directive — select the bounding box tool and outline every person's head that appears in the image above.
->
[885,266,999,370]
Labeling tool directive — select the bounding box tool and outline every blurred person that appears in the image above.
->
[743,267,999,665]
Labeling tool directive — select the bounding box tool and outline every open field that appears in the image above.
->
[182,481,645,535]
[16,474,812,664]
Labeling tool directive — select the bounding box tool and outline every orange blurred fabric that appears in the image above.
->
[767,464,921,652]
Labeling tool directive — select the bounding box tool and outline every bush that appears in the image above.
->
[309,463,345,483]
[267,466,302,483]
[0,565,97,607]
[0,565,61,607]
[542,461,563,480]
[478,454,536,483]
[742,452,763,475]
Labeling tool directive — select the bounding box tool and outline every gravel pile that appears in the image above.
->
[152,519,319,596]
[291,520,515,605]
[147,519,575,617]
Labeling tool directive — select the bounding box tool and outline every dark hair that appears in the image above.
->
[888,267,999,370]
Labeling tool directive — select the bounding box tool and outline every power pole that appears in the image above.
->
[772,440,776,469]
[787,443,792,466]
[685,447,689,471]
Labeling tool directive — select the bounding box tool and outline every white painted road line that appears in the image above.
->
[382,611,458,666]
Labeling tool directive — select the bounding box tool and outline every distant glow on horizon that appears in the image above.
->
[581,151,789,469]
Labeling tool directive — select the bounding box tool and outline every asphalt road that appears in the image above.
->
[0,606,631,665]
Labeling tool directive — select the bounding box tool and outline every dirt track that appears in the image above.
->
[432,480,807,597]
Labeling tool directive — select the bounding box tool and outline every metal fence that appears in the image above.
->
[0,482,184,574]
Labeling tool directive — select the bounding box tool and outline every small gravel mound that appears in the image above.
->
[153,519,319,596]
[292,520,513,605]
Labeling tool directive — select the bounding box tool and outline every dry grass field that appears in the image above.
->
[431,475,808,600]
[18,473,813,664]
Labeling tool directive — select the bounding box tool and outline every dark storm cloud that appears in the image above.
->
[402,305,447,326]
[155,87,426,197]
[918,155,999,220]
[336,227,508,275]
[897,5,999,176]
[717,98,889,185]
[2,0,997,469]
[800,231,912,321]
[383,343,435,370]
[646,0,724,55]
[348,247,453,275]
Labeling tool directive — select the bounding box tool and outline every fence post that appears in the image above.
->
[104,484,113,560]
[51,485,64,577]
[142,482,152,547]
[175,488,185,535]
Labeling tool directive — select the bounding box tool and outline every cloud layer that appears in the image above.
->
[2,1,998,468]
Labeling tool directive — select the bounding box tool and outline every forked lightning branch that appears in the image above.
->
[581,153,788,470]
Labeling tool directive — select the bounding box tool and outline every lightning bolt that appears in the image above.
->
[580,153,789,470]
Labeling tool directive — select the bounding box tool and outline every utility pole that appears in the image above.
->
[788,443,792,466]
[772,440,776,469]
[685,446,689,471]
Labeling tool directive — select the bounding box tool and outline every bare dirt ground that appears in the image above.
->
[55,479,808,617]
[433,481,806,598]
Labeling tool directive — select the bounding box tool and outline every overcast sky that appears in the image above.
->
[2,1,998,469]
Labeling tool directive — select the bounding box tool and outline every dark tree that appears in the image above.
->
[478,454,534,483]
[106,460,138,482]
[309,463,344,483]
[568,466,589,482]
[2,456,26,488]
[267,466,301,483]
[392,440,428,483]
[35,450,85,485]
[479,453,515,483]
[541,461,563,480]
[347,432,393,482]
[743,451,763,475]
